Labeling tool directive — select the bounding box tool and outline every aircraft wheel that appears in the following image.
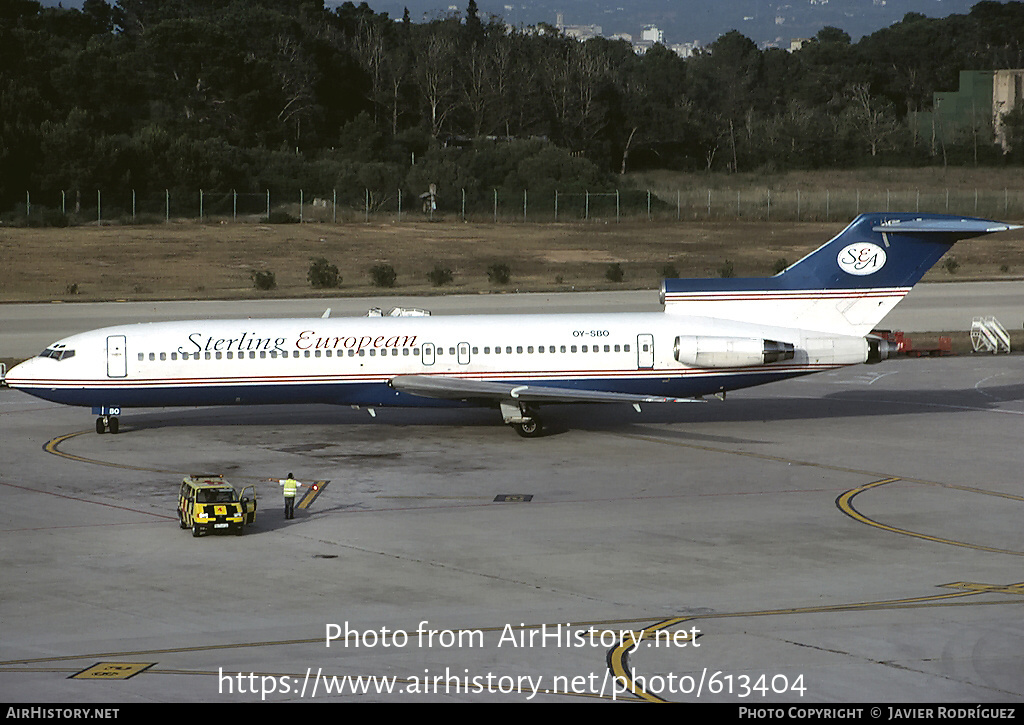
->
[95,418,106,435]
[108,416,119,435]
[513,418,543,438]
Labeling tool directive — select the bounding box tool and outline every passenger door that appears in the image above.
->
[637,334,654,369]
[106,335,127,378]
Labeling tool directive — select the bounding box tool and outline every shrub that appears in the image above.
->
[942,256,959,274]
[605,263,624,283]
[772,258,789,274]
[265,210,298,224]
[427,264,453,286]
[308,257,341,288]
[487,262,511,285]
[718,259,735,278]
[251,270,276,290]
[661,263,679,278]
[370,263,396,287]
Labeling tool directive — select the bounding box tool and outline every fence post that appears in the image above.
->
[132,189,136,223]
[585,191,589,221]
[766,189,770,220]
[462,188,466,221]
[62,190,66,216]
[523,189,527,222]
[199,189,203,220]
[333,189,337,224]
[25,191,29,219]
[398,188,402,222]
[300,189,304,223]
[493,188,497,222]
[616,189,620,223]
[97,190,102,225]
[266,190,270,220]
[166,189,170,223]
[554,190,558,222]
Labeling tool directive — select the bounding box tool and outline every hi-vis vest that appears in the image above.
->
[281,478,299,497]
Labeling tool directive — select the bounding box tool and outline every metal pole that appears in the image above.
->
[333,189,337,223]
[493,189,497,222]
[232,190,237,221]
[62,190,66,215]
[300,189,304,223]
[266,190,270,220]
[616,189,620,223]
[523,189,527,222]
[585,191,589,221]
[199,189,203,220]
[25,191,29,219]
[398,188,402,222]
[365,188,369,223]
[462,188,466,221]
[647,189,651,221]
[132,189,136,223]
[97,190,101,225]
[166,189,170,223]
[554,190,558,222]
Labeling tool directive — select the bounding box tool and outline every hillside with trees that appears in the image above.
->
[3,0,1024,216]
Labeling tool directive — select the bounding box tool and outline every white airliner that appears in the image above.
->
[3,213,1018,436]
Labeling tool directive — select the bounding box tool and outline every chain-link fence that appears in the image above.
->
[8,186,1024,226]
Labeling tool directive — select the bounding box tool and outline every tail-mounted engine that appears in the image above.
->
[674,336,795,368]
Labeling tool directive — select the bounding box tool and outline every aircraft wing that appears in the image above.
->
[388,374,702,405]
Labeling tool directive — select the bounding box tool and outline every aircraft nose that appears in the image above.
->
[4,357,40,388]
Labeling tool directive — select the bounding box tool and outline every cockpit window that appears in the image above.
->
[38,345,75,361]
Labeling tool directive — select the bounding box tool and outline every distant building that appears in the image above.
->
[555,12,602,41]
[640,25,664,44]
[788,38,811,52]
[912,70,1024,153]
[671,41,702,58]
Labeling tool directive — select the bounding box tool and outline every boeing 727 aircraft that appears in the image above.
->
[4,213,1019,436]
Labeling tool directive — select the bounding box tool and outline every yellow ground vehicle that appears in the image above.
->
[178,475,257,537]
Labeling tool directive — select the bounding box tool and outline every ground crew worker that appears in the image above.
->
[277,472,302,519]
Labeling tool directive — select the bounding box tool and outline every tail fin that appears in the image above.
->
[662,213,1020,335]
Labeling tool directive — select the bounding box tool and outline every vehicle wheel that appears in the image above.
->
[179,512,188,530]
[108,416,119,434]
[192,524,201,538]
[513,418,543,438]
[95,418,106,435]
[235,526,245,536]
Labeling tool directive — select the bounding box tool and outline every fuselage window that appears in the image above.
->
[604,345,610,352]
[226,352,233,359]
[571,345,577,353]
[138,353,145,361]
[614,344,620,352]
[149,353,155,361]
[326,350,332,357]
[624,344,630,352]
[259,351,266,359]
[403,348,409,356]
[369,349,376,356]
[516,346,523,354]
[560,345,566,353]
[216,352,223,359]
[448,347,455,356]
[160,352,167,361]
[528,346,534,353]
[304,350,311,357]
[171,352,178,361]
[315,350,322,358]
[581,345,588,353]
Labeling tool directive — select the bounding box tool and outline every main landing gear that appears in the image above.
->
[96,415,120,434]
[501,401,544,438]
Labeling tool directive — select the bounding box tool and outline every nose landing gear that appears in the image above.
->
[96,415,119,434]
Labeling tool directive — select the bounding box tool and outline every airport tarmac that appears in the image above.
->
[2,338,1024,702]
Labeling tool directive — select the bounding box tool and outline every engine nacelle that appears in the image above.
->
[674,336,795,368]
[866,335,896,364]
